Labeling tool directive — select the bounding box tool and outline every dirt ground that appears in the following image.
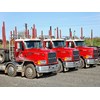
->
[0,65,100,87]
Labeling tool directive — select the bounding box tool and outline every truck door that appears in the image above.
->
[15,41,24,61]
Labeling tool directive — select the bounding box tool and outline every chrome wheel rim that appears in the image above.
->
[26,67,33,77]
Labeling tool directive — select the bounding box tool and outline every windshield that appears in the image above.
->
[25,41,42,49]
[53,41,65,47]
[75,41,86,46]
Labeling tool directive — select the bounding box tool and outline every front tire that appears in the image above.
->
[80,58,86,68]
[57,60,63,73]
[25,64,36,79]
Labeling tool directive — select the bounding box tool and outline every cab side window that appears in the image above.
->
[46,41,52,49]
[68,42,74,48]
[17,42,24,50]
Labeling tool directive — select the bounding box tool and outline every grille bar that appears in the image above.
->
[48,52,57,64]
[94,50,98,58]
[73,51,80,61]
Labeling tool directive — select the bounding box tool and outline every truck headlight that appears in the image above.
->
[86,55,92,59]
[64,57,72,61]
[37,60,46,65]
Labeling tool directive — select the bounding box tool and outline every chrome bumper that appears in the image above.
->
[64,61,80,68]
[85,59,98,65]
[36,64,59,73]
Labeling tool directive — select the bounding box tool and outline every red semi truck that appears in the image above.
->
[65,28,98,68]
[43,27,80,72]
[0,22,59,79]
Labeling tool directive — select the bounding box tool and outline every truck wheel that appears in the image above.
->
[25,64,36,79]
[80,58,85,68]
[6,64,17,77]
[57,60,63,73]
[64,67,69,72]
[0,51,5,64]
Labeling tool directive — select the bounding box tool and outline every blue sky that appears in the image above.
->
[0,12,100,40]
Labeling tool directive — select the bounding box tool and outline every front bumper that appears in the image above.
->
[36,64,59,73]
[85,58,98,65]
[63,61,80,68]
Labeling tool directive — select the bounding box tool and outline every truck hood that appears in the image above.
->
[25,48,56,54]
[53,47,75,54]
[76,46,97,51]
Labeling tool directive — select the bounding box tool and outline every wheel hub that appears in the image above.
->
[26,68,33,77]
[8,66,15,75]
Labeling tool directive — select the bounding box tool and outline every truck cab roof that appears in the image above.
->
[15,38,41,42]
[44,38,64,41]
[66,39,84,42]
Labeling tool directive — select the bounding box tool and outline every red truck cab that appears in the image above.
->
[43,38,80,72]
[14,38,59,74]
[0,38,59,79]
[66,39,98,68]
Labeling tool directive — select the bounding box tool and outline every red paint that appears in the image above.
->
[2,21,7,49]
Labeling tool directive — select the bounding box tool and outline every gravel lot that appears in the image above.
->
[0,65,100,87]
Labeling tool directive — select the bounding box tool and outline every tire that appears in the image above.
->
[0,51,6,64]
[80,58,86,68]
[6,64,17,77]
[64,67,69,72]
[24,64,36,79]
[57,60,63,73]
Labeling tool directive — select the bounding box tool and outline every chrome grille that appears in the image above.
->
[48,52,57,64]
[73,50,80,61]
[94,50,98,58]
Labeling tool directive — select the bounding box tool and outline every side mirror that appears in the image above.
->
[16,49,20,52]
[16,48,24,52]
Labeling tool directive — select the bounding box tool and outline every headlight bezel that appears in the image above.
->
[64,57,72,61]
[85,55,93,59]
[37,60,47,65]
